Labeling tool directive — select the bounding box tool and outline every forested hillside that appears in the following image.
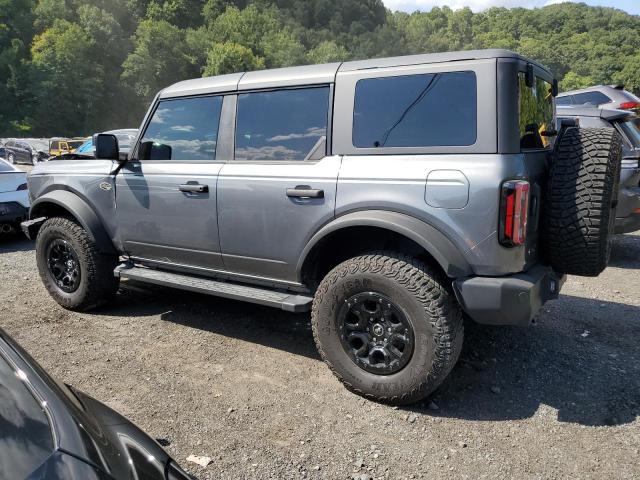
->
[1,0,639,136]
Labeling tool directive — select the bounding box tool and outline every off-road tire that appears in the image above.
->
[543,127,622,277]
[311,252,463,405]
[36,217,119,311]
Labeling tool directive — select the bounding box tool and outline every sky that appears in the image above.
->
[382,0,640,15]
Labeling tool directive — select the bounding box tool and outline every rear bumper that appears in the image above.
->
[0,201,29,224]
[453,265,565,327]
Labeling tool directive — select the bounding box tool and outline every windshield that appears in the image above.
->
[618,118,640,149]
[518,73,556,150]
[68,141,84,149]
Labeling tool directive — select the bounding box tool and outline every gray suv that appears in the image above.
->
[23,50,622,404]
[557,84,640,111]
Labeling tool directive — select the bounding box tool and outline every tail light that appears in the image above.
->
[619,101,640,110]
[17,183,28,191]
[499,180,530,247]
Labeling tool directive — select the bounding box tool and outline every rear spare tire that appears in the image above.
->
[543,127,622,276]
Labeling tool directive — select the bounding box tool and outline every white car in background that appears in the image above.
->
[0,158,29,234]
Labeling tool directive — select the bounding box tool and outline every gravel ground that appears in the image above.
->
[1,229,639,480]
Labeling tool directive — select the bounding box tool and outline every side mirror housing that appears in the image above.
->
[95,134,120,161]
[525,63,535,88]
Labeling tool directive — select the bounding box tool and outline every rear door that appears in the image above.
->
[217,86,339,284]
[115,95,226,271]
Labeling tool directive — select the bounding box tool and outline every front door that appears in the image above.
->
[115,95,226,271]
[217,86,340,284]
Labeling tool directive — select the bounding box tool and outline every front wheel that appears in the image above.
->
[36,217,119,311]
[311,252,463,405]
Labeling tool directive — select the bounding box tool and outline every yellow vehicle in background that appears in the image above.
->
[49,138,86,156]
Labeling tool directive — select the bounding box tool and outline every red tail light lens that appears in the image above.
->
[619,101,640,110]
[499,180,530,247]
[17,183,28,191]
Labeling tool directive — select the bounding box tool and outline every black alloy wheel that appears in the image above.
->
[338,291,414,375]
[46,238,81,293]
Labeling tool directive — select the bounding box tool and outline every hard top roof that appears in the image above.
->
[160,49,549,99]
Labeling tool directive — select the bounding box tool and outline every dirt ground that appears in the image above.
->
[1,227,639,479]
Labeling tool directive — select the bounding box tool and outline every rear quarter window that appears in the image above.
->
[571,91,611,106]
[352,71,477,148]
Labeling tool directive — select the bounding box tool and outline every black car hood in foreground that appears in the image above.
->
[0,328,189,480]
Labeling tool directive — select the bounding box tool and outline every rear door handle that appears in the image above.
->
[179,183,208,193]
[286,187,324,199]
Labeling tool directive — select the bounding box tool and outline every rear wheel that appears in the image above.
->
[311,252,463,405]
[8,153,15,164]
[36,217,119,311]
[543,127,622,276]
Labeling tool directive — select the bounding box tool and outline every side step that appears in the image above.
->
[115,265,313,313]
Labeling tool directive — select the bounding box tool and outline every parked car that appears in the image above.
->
[0,327,192,480]
[49,138,85,157]
[4,139,50,165]
[51,130,138,160]
[0,142,6,159]
[557,105,640,233]
[24,49,622,405]
[557,84,640,110]
[0,158,29,233]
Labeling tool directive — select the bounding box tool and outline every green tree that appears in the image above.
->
[30,19,102,135]
[203,42,264,75]
[306,40,348,64]
[121,19,199,104]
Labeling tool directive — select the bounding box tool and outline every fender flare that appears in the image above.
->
[296,210,472,279]
[30,190,117,255]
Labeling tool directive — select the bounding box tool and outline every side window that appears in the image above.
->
[571,91,611,106]
[50,141,59,150]
[0,354,54,479]
[139,96,223,160]
[352,71,477,148]
[235,87,329,161]
[555,96,573,106]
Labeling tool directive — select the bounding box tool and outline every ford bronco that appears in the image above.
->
[23,50,622,404]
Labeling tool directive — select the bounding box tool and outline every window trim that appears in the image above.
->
[132,93,225,163]
[230,84,333,164]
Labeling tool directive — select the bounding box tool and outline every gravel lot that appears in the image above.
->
[1,224,639,479]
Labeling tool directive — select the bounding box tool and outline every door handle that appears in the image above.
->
[179,183,208,193]
[286,187,324,199]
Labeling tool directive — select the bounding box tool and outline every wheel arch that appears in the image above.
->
[30,190,117,255]
[297,210,472,287]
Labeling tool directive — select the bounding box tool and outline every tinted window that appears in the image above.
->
[353,72,477,148]
[519,73,555,150]
[140,96,223,160]
[235,87,329,161]
[0,353,54,479]
[50,141,59,149]
[555,96,573,106]
[571,91,611,106]
[619,119,640,148]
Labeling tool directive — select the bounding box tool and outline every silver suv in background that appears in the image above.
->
[23,50,623,405]
[557,105,640,233]
[557,84,640,111]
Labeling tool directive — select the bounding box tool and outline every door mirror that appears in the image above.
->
[95,134,120,161]
[139,140,172,160]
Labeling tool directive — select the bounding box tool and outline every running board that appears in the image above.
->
[114,265,312,313]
